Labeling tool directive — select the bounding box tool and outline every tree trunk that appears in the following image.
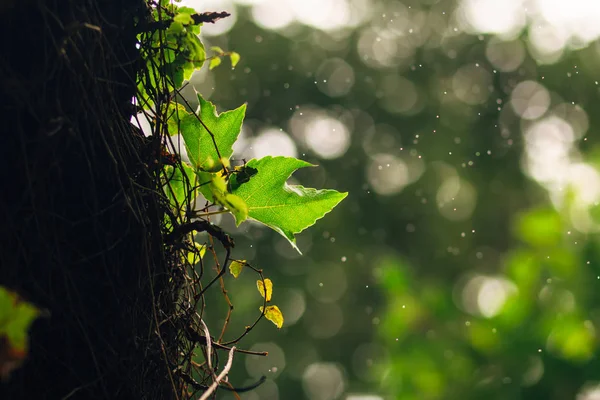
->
[0,1,175,398]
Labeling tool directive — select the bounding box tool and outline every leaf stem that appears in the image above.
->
[196,209,229,218]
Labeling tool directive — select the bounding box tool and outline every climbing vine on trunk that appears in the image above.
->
[136,0,347,397]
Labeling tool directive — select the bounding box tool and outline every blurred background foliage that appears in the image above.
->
[168,0,600,398]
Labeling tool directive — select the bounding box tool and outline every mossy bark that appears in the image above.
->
[0,1,175,398]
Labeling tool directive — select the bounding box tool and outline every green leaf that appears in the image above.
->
[168,21,185,35]
[257,278,273,302]
[229,260,246,278]
[209,57,222,70]
[230,156,348,252]
[173,12,194,25]
[0,286,41,375]
[229,52,240,68]
[186,241,206,265]
[223,193,249,223]
[196,170,218,202]
[177,6,196,15]
[260,305,284,329]
[165,102,190,136]
[182,32,205,76]
[164,163,197,208]
[197,173,249,221]
[210,46,224,54]
[165,48,176,63]
[180,94,246,172]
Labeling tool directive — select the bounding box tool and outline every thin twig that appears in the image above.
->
[198,346,236,400]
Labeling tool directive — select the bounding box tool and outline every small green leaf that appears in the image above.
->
[180,94,246,172]
[165,48,176,63]
[173,12,194,25]
[229,52,240,68]
[165,102,190,136]
[229,260,246,278]
[197,173,248,221]
[168,21,185,34]
[260,305,284,329]
[182,32,205,74]
[177,6,196,15]
[230,156,347,252]
[210,46,225,54]
[186,241,206,265]
[164,162,197,209]
[209,57,222,70]
[257,278,273,302]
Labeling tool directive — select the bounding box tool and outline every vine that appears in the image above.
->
[135,0,346,398]
[0,1,345,395]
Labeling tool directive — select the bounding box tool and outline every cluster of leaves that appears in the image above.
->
[137,2,239,107]
[137,1,206,108]
[132,2,347,396]
[165,92,347,326]
[137,0,345,336]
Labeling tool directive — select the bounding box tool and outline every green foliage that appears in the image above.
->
[229,156,348,251]
[209,46,241,70]
[173,3,600,400]
[163,162,196,208]
[209,57,221,70]
[180,93,246,172]
[186,242,206,266]
[135,3,346,392]
[137,4,205,108]
[170,93,346,252]
[0,286,41,375]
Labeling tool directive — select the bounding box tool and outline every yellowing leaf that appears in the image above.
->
[210,46,224,54]
[257,278,273,302]
[229,260,246,278]
[260,305,284,329]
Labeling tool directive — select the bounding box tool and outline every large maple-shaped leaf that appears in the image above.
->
[180,93,246,172]
[230,156,347,252]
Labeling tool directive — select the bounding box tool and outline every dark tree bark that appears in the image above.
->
[0,1,175,398]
